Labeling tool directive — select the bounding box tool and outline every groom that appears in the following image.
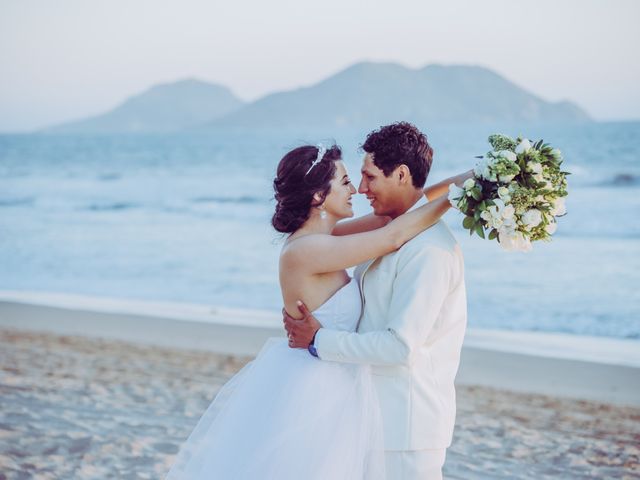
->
[284,122,467,480]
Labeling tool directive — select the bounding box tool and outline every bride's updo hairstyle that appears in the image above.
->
[272,144,342,233]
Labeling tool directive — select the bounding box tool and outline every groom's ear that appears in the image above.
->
[396,164,411,185]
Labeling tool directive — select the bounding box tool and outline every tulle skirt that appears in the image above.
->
[165,338,385,480]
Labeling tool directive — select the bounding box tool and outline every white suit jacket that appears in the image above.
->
[315,201,467,451]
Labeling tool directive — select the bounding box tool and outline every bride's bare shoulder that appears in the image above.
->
[280,233,332,265]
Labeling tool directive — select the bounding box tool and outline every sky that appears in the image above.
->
[1,0,639,131]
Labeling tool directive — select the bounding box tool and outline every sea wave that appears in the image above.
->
[190,195,266,205]
[598,173,639,187]
[0,196,35,207]
[84,202,139,211]
[97,173,122,181]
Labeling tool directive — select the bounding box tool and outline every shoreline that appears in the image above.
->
[1,289,639,407]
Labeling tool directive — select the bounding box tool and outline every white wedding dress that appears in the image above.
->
[165,278,385,479]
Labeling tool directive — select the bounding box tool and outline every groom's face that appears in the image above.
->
[358,153,403,218]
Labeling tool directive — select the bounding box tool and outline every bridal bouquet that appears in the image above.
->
[448,134,569,252]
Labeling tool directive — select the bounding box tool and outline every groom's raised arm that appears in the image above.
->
[314,244,454,366]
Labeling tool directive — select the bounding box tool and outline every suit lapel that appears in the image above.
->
[355,258,377,331]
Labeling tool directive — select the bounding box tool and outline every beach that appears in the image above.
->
[2,3,639,479]
[1,295,639,479]
[1,328,638,480]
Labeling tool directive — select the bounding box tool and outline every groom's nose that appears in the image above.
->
[358,177,367,194]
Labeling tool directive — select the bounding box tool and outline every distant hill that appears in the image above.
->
[43,79,244,134]
[204,62,590,129]
[41,63,591,134]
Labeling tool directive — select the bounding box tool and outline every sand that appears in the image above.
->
[1,328,638,480]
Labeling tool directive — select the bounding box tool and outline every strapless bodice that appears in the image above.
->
[311,278,361,332]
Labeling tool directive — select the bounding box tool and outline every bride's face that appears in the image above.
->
[322,161,356,219]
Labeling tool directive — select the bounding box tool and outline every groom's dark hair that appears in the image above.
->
[361,122,433,188]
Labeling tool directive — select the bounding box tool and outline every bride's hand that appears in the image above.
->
[424,169,474,201]
[453,169,475,187]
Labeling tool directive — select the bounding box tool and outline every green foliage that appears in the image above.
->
[488,133,517,151]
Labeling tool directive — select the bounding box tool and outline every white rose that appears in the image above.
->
[474,158,488,178]
[551,148,562,160]
[502,217,516,232]
[498,150,517,162]
[498,222,514,237]
[473,162,484,178]
[497,230,518,251]
[522,209,543,228]
[480,160,496,181]
[486,203,504,229]
[486,168,497,182]
[499,173,516,183]
[463,178,475,190]
[545,221,558,235]
[475,158,497,181]
[518,234,533,252]
[515,138,532,154]
[497,186,511,203]
[527,162,543,174]
[502,204,515,220]
[447,183,464,207]
[551,197,566,216]
[489,218,502,230]
[498,230,532,252]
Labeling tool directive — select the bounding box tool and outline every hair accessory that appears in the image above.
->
[304,144,327,176]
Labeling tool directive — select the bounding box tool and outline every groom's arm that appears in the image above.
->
[315,245,453,367]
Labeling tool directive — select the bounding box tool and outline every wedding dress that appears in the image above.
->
[165,278,385,479]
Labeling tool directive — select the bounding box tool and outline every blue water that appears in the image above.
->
[1,122,639,339]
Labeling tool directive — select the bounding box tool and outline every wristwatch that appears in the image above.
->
[307,329,319,358]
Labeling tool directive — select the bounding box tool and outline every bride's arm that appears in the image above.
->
[423,169,474,201]
[331,213,391,236]
[331,170,474,236]
[283,194,451,275]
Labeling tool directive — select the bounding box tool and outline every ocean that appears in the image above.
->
[1,122,639,339]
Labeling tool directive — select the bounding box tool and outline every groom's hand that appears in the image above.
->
[283,301,321,349]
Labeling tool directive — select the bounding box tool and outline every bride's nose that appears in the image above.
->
[349,183,357,194]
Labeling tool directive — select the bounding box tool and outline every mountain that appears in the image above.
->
[41,64,591,134]
[204,62,590,129]
[43,79,244,134]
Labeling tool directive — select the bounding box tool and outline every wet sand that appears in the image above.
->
[1,328,638,479]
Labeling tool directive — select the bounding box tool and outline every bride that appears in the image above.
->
[165,143,467,479]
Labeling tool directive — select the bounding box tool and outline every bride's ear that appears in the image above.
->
[312,192,324,204]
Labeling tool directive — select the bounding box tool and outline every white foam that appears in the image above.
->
[1,290,639,368]
[464,328,640,368]
[0,290,282,328]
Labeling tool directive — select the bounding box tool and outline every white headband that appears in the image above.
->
[304,144,327,176]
